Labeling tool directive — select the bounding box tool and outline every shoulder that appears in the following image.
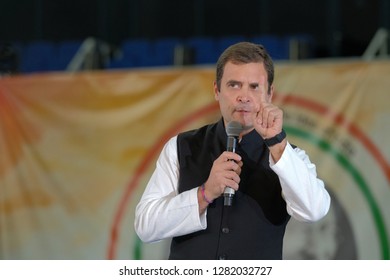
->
[177,122,218,148]
[178,122,217,140]
[165,135,178,151]
[176,122,219,160]
[157,135,178,163]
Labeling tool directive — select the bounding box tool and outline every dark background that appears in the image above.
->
[0,0,389,58]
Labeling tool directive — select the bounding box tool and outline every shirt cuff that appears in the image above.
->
[189,187,207,230]
[269,141,293,168]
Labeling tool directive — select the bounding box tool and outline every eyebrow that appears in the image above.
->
[226,80,260,89]
[226,79,241,85]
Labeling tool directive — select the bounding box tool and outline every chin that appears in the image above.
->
[241,118,253,127]
[242,124,254,131]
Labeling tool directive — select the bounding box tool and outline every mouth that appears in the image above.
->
[234,108,252,114]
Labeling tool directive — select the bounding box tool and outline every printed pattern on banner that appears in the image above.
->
[0,61,389,260]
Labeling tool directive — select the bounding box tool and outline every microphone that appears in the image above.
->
[224,121,243,206]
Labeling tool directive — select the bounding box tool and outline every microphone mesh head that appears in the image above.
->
[226,121,243,137]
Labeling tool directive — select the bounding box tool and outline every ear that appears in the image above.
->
[213,81,220,101]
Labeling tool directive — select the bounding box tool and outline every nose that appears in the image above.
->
[237,93,251,103]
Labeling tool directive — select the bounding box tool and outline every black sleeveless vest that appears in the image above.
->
[169,119,290,260]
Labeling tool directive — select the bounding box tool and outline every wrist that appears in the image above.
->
[201,183,213,204]
[264,129,286,147]
[268,138,287,162]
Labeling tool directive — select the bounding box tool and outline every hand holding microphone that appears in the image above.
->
[202,121,243,207]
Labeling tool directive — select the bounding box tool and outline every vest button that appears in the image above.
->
[218,254,227,260]
[222,227,230,234]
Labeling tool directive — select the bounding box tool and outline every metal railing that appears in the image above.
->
[362,28,389,60]
[66,37,112,72]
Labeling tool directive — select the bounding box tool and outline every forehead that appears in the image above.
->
[222,61,267,81]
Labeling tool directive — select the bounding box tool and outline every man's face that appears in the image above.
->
[214,61,273,132]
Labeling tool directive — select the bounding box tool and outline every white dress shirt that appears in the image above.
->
[134,135,331,243]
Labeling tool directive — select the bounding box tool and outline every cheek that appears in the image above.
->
[218,100,234,115]
[217,91,239,109]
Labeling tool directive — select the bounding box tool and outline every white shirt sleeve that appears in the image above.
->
[134,136,207,243]
[270,142,331,222]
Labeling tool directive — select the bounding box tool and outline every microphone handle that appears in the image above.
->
[224,186,235,206]
[226,136,237,153]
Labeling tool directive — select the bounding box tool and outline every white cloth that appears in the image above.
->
[134,136,331,243]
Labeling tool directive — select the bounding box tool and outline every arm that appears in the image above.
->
[251,77,330,222]
[270,142,331,222]
[134,136,207,243]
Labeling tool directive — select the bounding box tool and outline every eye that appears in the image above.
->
[228,81,241,89]
[250,83,259,90]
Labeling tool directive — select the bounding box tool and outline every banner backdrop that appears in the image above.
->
[0,60,389,260]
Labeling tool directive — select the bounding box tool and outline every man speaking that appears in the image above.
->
[134,42,331,260]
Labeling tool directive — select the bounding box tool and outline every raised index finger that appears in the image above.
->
[258,75,269,105]
[252,75,268,113]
